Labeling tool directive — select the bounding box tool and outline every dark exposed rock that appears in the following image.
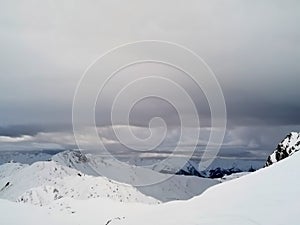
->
[265,132,300,167]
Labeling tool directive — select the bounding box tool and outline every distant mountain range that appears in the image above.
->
[0,132,299,225]
[0,150,60,165]
[0,148,265,179]
[1,132,298,182]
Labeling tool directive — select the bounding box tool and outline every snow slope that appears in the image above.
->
[216,171,250,182]
[120,151,300,225]
[0,199,67,225]
[265,132,300,166]
[1,151,300,225]
[0,162,28,179]
[53,150,219,202]
[0,161,159,205]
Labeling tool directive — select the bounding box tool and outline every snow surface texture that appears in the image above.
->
[0,161,159,206]
[1,150,300,225]
[0,152,218,206]
[0,162,28,179]
[52,151,219,202]
[216,171,250,182]
[265,132,300,166]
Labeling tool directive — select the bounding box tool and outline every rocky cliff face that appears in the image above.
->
[265,132,300,167]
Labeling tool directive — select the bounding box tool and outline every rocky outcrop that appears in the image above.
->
[265,132,300,167]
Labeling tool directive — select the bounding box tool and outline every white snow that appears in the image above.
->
[0,162,28,179]
[267,132,300,166]
[53,150,219,202]
[0,161,159,205]
[0,151,300,225]
[217,171,250,182]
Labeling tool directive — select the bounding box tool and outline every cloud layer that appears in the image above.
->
[0,0,299,159]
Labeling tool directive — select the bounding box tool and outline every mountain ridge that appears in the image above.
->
[265,132,300,166]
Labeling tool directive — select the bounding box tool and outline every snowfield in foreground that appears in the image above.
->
[0,151,299,225]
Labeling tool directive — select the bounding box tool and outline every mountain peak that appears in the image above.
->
[265,132,300,167]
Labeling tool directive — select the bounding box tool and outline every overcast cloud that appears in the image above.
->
[0,0,299,160]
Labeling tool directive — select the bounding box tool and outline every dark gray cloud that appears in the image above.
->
[225,98,300,127]
[0,125,43,137]
[0,0,299,158]
[0,124,71,138]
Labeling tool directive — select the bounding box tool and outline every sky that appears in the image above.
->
[0,0,300,161]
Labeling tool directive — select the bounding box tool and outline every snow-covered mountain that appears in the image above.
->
[1,148,300,225]
[117,150,300,225]
[121,152,264,178]
[265,132,300,166]
[176,161,253,178]
[52,150,219,202]
[0,149,264,179]
[2,131,300,224]
[0,150,219,207]
[0,161,159,206]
